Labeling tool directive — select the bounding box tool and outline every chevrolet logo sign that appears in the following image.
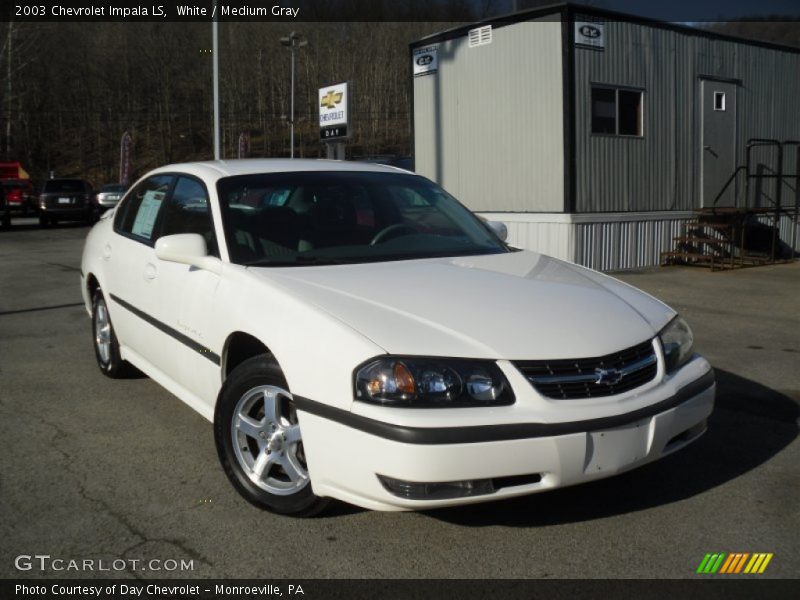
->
[320,90,343,109]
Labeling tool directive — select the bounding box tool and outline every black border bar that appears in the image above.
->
[1,578,794,600]
[6,1,800,24]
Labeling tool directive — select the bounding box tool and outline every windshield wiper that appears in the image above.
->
[245,255,349,267]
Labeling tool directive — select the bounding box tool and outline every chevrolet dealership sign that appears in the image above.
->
[319,82,349,140]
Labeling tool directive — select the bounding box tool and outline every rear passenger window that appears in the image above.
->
[158,177,218,256]
[115,175,173,243]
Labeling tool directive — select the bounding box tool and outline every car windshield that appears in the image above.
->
[44,179,87,193]
[217,171,508,266]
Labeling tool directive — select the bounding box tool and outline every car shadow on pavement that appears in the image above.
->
[424,368,798,527]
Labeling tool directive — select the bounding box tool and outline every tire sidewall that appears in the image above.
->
[91,291,123,376]
[214,356,325,516]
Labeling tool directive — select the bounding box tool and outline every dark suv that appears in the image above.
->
[38,178,95,227]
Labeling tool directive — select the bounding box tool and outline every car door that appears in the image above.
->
[148,175,222,408]
[104,174,174,369]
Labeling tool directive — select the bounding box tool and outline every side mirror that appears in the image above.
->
[155,233,222,274]
[486,220,508,242]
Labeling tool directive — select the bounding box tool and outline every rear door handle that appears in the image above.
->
[143,263,157,281]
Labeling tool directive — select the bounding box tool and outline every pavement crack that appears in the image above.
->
[15,406,218,575]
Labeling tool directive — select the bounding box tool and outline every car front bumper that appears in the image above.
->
[297,358,715,511]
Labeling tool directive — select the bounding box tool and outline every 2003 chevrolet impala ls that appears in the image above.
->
[80,159,714,516]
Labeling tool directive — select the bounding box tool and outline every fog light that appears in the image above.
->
[377,475,494,500]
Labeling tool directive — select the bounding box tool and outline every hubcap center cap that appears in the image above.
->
[267,432,284,452]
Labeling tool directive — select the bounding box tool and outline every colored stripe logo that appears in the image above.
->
[696,553,773,574]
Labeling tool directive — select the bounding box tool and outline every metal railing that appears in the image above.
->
[711,138,800,261]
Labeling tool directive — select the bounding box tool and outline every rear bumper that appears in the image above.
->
[40,206,91,218]
[298,365,715,511]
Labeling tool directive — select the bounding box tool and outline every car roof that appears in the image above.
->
[148,158,414,181]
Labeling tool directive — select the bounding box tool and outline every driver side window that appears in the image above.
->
[157,176,219,257]
[115,175,174,244]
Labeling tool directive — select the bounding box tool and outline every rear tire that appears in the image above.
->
[214,355,329,517]
[39,214,49,228]
[92,290,136,378]
[1,212,9,229]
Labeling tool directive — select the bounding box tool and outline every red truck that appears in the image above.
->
[0,161,35,216]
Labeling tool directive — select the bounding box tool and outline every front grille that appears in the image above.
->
[514,340,658,399]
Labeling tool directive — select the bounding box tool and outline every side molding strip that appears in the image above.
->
[109,294,221,365]
[294,370,715,445]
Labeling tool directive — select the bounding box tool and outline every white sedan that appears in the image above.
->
[80,159,715,516]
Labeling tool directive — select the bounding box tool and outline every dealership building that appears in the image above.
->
[410,3,800,270]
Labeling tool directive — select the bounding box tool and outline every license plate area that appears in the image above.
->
[584,419,650,474]
[58,197,72,204]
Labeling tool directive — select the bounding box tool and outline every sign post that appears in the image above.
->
[319,82,349,160]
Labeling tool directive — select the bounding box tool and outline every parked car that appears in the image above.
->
[38,178,95,226]
[0,182,9,228]
[80,159,714,516]
[357,155,413,171]
[95,183,128,212]
[1,178,35,216]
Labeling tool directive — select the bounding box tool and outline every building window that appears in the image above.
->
[714,91,726,111]
[591,86,644,136]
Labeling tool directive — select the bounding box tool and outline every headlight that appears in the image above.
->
[659,315,694,373]
[354,357,514,407]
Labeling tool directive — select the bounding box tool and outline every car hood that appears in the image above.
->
[251,251,675,360]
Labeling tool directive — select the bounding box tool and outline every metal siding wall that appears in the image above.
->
[574,218,691,270]
[574,21,692,212]
[413,18,565,212]
[477,211,696,270]
[574,20,800,213]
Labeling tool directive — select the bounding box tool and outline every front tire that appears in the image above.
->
[92,290,136,378]
[214,355,329,517]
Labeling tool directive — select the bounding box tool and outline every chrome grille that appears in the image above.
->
[514,340,658,399]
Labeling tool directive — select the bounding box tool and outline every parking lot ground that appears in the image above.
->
[0,221,798,579]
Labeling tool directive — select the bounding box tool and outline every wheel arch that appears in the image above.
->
[221,331,279,382]
[86,272,100,299]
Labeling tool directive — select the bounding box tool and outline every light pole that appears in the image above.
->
[212,2,220,160]
[280,32,307,159]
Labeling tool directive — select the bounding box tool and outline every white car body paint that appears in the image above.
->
[80,159,715,511]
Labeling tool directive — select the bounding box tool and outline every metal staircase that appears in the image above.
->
[662,139,800,270]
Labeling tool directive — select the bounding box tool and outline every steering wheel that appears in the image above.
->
[369,223,417,245]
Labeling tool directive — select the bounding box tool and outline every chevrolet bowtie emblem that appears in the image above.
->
[320,91,343,109]
[594,367,624,386]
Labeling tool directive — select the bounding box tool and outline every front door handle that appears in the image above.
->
[143,263,157,281]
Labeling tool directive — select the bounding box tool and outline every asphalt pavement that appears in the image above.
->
[0,218,798,579]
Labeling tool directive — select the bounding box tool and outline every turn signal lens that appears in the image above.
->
[357,360,418,404]
[393,362,416,395]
